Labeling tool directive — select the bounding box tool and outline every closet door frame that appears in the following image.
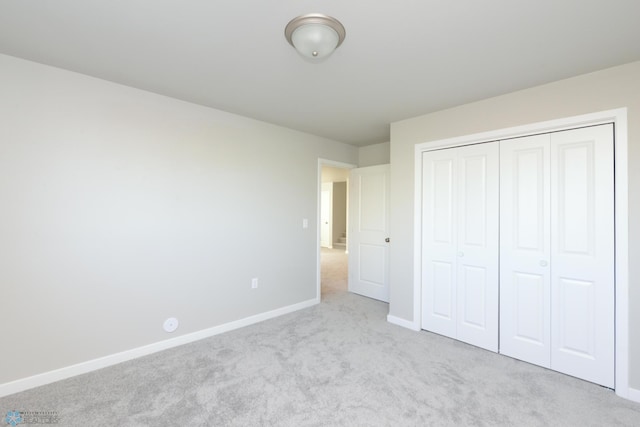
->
[412,108,629,399]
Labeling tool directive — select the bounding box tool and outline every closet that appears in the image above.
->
[421,141,499,352]
[420,124,615,388]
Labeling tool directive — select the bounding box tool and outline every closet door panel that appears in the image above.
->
[421,150,457,338]
[431,261,455,320]
[456,142,499,351]
[513,272,546,345]
[556,277,594,354]
[499,134,551,367]
[550,124,614,388]
[459,265,487,328]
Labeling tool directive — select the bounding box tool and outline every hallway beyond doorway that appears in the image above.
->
[321,247,347,298]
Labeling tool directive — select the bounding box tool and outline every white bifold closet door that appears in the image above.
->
[500,124,614,388]
[421,142,499,352]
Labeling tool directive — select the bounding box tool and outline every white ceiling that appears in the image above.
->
[1,1,639,147]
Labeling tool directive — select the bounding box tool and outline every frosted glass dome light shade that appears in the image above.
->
[285,14,346,60]
[291,24,339,59]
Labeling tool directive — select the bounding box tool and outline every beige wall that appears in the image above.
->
[321,166,350,183]
[390,61,640,389]
[359,141,390,167]
[0,54,358,385]
[332,182,347,246]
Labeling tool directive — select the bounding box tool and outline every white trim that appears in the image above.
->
[320,182,334,249]
[0,298,318,398]
[414,109,624,152]
[317,159,357,302]
[613,110,630,400]
[387,314,420,331]
[628,387,640,403]
[413,142,424,336]
[413,108,630,400]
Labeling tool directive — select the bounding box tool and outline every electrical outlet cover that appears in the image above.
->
[163,317,179,333]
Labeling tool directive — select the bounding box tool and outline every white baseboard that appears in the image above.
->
[387,314,420,331]
[0,298,318,398]
[626,386,640,403]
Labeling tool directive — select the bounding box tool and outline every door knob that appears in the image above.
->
[385,238,390,242]
[458,251,464,257]
[540,260,548,267]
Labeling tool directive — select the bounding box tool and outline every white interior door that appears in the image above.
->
[549,125,614,388]
[500,125,614,388]
[455,143,499,351]
[348,164,390,302]
[320,182,332,248]
[421,149,457,338]
[500,134,552,367]
[421,143,499,351]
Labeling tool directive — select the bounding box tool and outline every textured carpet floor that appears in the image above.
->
[2,247,639,426]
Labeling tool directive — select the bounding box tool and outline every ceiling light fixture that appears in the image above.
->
[284,13,346,60]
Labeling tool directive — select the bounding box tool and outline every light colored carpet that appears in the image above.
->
[2,247,639,426]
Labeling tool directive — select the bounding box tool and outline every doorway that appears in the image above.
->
[318,161,354,300]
